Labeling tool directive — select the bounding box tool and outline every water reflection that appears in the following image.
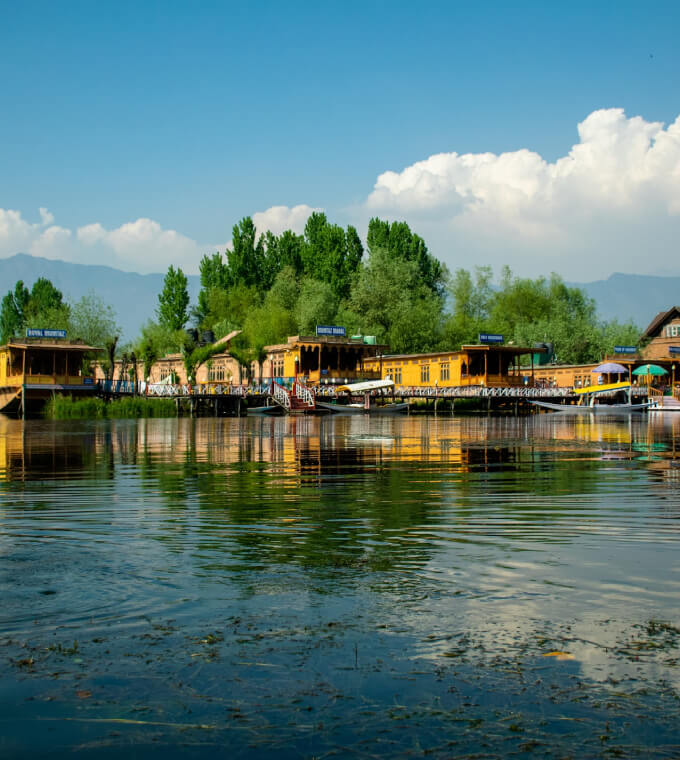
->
[1,414,680,757]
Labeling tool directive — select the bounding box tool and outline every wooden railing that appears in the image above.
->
[272,382,291,409]
[294,382,315,407]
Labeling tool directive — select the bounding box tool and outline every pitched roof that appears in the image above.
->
[642,306,680,338]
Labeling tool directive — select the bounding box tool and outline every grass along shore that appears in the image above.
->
[45,395,177,419]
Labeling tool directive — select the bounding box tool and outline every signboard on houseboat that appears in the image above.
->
[479,333,504,344]
[316,325,346,337]
[26,328,67,339]
[614,345,637,354]
[668,346,680,355]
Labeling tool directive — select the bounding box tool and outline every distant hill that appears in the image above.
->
[0,253,200,342]
[1,254,676,340]
[574,272,680,329]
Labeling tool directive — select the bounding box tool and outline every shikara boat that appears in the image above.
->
[530,380,650,414]
[530,399,650,414]
[317,378,408,415]
[316,400,409,414]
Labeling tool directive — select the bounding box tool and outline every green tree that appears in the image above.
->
[23,278,70,333]
[69,292,120,347]
[227,217,266,289]
[367,218,445,296]
[0,280,30,342]
[300,213,364,300]
[295,278,337,335]
[157,266,190,331]
[195,252,230,327]
[444,266,493,347]
[342,246,444,353]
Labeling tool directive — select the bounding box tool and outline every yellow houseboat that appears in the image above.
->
[263,335,388,385]
[363,344,543,388]
[0,338,100,416]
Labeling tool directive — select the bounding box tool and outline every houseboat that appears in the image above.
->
[0,336,99,416]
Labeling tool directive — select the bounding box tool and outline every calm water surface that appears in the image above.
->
[1,413,679,758]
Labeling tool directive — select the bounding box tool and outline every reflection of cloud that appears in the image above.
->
[365,108,680,279]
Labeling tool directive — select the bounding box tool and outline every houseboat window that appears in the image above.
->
[393,367,402,384]
[420,364,430,384]
[440,363,450,381]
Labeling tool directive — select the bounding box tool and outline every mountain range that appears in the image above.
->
[0,253,675,341]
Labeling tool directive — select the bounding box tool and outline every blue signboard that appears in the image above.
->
[669,346,680,355]
[26,328,67,339]
[316,325,346,337]
[614,345,637,354]
[479,333,504,344]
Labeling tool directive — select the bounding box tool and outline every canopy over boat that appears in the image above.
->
[336,379,395,393]
[592,362,628,374]
[632,364,668,376]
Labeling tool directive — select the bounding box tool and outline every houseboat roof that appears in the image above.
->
[643,306,680,338]
[375,345,544,361]
[265,335,389,351]
[2,339,101,352]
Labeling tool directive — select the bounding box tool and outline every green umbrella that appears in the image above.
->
[632,364,668,376]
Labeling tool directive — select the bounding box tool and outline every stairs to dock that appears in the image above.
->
[270,382,316,413]
[655,396,680,409]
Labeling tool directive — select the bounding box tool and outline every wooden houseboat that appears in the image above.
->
[262,335,388,386]
[0,338,99,416]
[363,344,543,388]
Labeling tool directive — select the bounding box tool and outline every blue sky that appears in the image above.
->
[2,0,680,279]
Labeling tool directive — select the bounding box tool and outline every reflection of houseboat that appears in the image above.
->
[0,338,99,416]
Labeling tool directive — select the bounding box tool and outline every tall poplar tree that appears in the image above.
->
[157,266,190,331]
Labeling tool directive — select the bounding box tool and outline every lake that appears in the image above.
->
[1,413,679,758]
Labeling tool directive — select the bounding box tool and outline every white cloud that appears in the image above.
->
[0,205,321,275]
[0,208,209,274]
[252,204,321,238]
[365,108,680,279]
[39,207,54,226]
[30,225,72,259]
[85,218,202,271]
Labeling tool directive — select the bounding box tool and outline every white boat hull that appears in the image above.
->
[530,400,650,414]
[316,401,408,415]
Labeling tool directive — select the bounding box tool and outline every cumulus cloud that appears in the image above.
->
[252,204,321,238]
[365,108,680,279]
[0,205,321,274]
[0,208,208,273]
[78,218,202,271]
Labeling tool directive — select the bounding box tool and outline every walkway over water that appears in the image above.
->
[97,379,650,415]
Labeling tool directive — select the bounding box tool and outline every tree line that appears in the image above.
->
[1,213,641,378]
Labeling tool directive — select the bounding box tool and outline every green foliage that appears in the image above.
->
[44,395,176,419]
[295,278,337,335]
[341,246,444,353]
[0,281,30,342]
[444,266,494,347]
[134,321,184,375]
[301,213,364,300]
[445,265,642,364]
[228,217,266,289]
[266,266,299,312]
[157,265,189,331]
[195,252,230,326]
[23,278,70,333]
[182,340,226,384]
[69,291,120,347]
[367,218,446,296]
[26,278,67,320]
